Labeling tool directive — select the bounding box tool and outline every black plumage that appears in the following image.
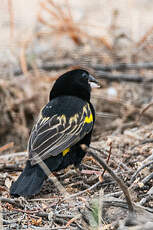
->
[10,69,99,196]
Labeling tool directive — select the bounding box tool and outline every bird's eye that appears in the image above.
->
[82,72,88,79]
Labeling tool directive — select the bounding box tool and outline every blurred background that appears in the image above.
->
[1,0,153,152]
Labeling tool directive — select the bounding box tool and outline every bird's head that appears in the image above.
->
[50,68,100,101]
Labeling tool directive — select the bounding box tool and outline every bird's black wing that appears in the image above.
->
[28,96,94,165]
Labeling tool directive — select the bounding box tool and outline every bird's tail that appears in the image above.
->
[10,161,47,197]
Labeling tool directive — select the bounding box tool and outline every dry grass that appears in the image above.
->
[8,0,14,40]
[37,0,112,49]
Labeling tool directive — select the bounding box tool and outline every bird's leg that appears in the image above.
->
[74,163,83,172]
[74,164,83,176]
[73,144,88,175]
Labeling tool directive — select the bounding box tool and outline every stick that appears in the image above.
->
[0,142,14,153]
[96,71,145,82]
[13,62,74,76]
[11,62,153,76]
[0,197,24,209]
[141,172,153,185]
[0,151,27,159]
[100,142,112,180]
[131,161,153,182]
[63,181,100,201]
[90,62,153,71]
[0,202,3,230]
[137,102,153,122]
[87,148,134,213]
[0,164,23,172]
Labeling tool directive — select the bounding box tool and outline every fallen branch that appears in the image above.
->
[96,71,146,83]
[91,62,153,71]
[12,61,74,76]
[10,62,153,77]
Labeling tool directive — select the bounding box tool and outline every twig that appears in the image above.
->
[63,181,100,201]
[0,164,23,172]
[104,191,123,198]
[115,121,138,134]
[131,161,153,182]
[143,153,153,162]
[0,142,14,154]
[87,148,134,213]
[131,139,153,150]
[0,202,3,230]
[103,197,153,217]
[66,217,77,227]
[11,208,74,222]
[81,169,102,176]
[147,186,153,195]
[19,36,33,77]
[100,142,112,180]
[96,71,145,82]
[91,62,153,71]
[136,26,153,47]
[80,163,100,171]
[89,146,108,157]
[0,197,24,209]
[5,61,153,77]
[103,197,129,209]
[8,0,14,39]
[139,195,153,206]
[141,172,153,185]
[0,151,27,159]
[96,112,118,118]
[12,61,74,76]
[2,219,19,225]
[30,227,74,230]
[137,102,153,122]
[70,181,89,190]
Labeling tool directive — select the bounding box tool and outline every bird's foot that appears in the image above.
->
[74,163,83,175]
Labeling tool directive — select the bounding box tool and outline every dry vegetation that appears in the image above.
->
[0,0,153,229]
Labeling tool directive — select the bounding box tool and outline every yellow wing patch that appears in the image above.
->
[83,103,93,124]
[61,114,66,124]
[62,147,70,156]
[69,114,79,125]
[84,113,93,124]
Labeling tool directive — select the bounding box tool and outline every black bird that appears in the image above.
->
[10,68,100,196]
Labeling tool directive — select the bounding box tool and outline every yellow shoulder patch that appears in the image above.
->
[62,147,70,156]
[83,103,93,124]
[84,113,93,124]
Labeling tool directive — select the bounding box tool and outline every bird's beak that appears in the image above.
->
[88,74,102,88]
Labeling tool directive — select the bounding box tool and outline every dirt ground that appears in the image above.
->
[0,1,153,229]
